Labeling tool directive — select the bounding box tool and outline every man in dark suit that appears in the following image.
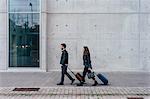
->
[57,43,75,85]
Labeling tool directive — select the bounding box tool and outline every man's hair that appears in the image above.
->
[61,43,66,48]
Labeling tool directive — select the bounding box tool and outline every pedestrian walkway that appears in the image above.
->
[0,94,149,99]
[0,71,149,87]
[0,87,150,95]
[0,87,149,99]
[0,71,150,98]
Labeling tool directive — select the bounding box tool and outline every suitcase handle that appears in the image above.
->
[67,67,76,76]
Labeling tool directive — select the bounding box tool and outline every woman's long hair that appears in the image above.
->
[83,46,90,56]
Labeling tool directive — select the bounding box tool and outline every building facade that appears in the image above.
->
[0,0,150,72]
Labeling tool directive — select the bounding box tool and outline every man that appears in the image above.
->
[57,43,75,85]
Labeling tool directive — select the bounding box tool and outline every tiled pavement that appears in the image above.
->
[0,95,149,99]
[0,87,150,99]
[0,87,150,95]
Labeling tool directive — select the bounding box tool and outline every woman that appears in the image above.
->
[82,46,98,86]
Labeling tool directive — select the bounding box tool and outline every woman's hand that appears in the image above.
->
[90,66,92,69]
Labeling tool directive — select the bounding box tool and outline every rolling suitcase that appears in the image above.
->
[97,73,108,85]
[86,69,108,85]
[74,73,83,82]
[68,67,83,82]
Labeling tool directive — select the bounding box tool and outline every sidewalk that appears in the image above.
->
[0,71,150,99]
[0,71,149,87]
[0,87,149,99]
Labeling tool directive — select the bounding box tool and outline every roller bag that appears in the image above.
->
[97,73,108,85]
[74,73,83,82]
[68,68,83,82]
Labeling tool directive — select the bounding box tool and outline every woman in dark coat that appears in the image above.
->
[82,46,98,86]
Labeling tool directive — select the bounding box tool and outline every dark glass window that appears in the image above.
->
[9,0,40,67]
[9,0,40,12]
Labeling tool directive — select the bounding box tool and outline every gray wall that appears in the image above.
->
[0,0,150,72]
[0,0,7,70]
[46,0,150,72]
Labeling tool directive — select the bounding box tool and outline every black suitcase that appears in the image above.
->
[97,73,108,85]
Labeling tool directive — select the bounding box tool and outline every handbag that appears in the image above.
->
[87,72,95,79]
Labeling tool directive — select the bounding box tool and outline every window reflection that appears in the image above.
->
[9,0,39,12]
[9,0,40,67]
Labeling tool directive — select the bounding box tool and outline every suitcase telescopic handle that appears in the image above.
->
[67,67,76,76]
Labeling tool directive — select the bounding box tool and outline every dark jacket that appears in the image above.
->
[83,54,92,68]
[60,50,68,65]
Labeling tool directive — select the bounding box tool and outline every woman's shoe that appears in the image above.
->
[92,81,98,86]
[77,83,83,86]
[82,79,85,82]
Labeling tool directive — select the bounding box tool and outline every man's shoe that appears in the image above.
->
[77,83,83,86]
[81,81,85,84]
[92,81,98,86]
[71,79,75,85]
[57,83,64,85]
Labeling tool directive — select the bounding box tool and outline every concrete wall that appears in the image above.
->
[0,0,150,72]
[46,0,150,72]
[0,0,7,70]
